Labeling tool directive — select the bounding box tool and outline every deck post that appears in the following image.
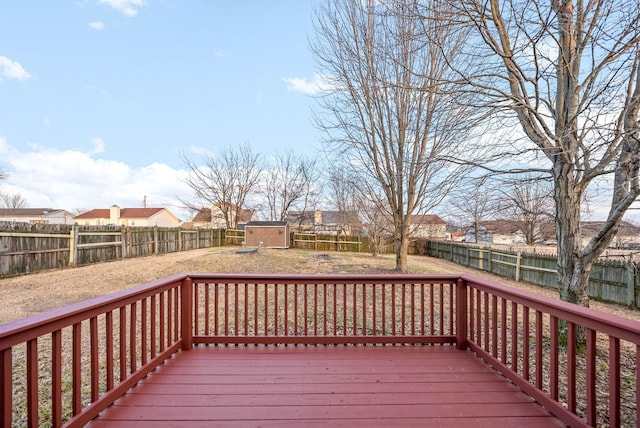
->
[455,278,468,350]
[181,277,193,351]
[1,348,12,428]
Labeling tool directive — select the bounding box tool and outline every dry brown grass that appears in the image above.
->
[2,246,637,325]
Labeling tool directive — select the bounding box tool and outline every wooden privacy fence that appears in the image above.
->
[424,240,640,308]
[291,232,397,254]
[0,223,226,277]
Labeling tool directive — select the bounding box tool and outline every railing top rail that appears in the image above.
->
[0,273,187,350]
[186,272,462,284]
[462,274,640,344]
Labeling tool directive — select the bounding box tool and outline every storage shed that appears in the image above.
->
[244,221,290,248]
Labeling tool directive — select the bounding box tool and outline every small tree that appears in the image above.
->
[0,192,28,209]
[262,150,319,221]
[449,183,500,243]
[501,176,555,246]
[182,143,262,229]
[326,167,388,255]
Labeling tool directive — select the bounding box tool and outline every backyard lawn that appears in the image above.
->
[0,246,638,325]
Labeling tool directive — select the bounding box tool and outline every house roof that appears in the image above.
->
[286,210,360,225]
[192,206,254,223]
[0,208,67,216]
[474,219,640,238]
[411,214,446,225]
[582,220,640,236]
[286,211,315,223]
[74,208,164,219]
[478,220,523,235]
[322,211,360,224]
[192,209,212,223]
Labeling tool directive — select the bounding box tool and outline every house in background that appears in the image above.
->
[74,205,181,227]
[0,208,75,225]
[409,214,447,239]
[464,219,556,245]
[286,210,361,235]
[476,220,527,245]
[582,220,640,249]
[464,223,494,244]
[191,203,255,229]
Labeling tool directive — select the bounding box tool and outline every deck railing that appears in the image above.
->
[1,273,639,427]
[462,276,640,427]
[187,274,459,346]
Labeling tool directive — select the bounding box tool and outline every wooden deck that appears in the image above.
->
[6,273,639,427]
[89,345,564,427]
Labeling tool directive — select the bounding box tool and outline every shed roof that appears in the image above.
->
[246,221,288,227]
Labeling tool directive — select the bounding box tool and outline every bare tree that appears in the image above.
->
[312,0,470,272]
[326,167,388,254]
[262,150,319,221]
[182,143,263,229]
[500,176,555,246]
[0,192,28,209]
[450,0,640,306]
[449,183,500,243]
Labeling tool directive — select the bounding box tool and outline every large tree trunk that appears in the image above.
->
[395,221,410,272]
[554,160,590,307]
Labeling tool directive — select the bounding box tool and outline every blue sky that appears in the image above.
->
[0,0,325,220]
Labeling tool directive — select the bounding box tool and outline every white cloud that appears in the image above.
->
[88,137,106,154]
[0,56,31,81]
[0,138,192,220]
[99,0,146,17]
[282,73,334,95]
[89,21,106,30]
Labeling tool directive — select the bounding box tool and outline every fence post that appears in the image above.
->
[153,226,159,255]
[68,224,78,267]
[455,278,468,350]
[120,227,126,259]
[626,261,636,308]
[127,227,133,258]
[180,277,193,351]
[488,249,492,273]
[515,252,522,282]
[177,228,182,252]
